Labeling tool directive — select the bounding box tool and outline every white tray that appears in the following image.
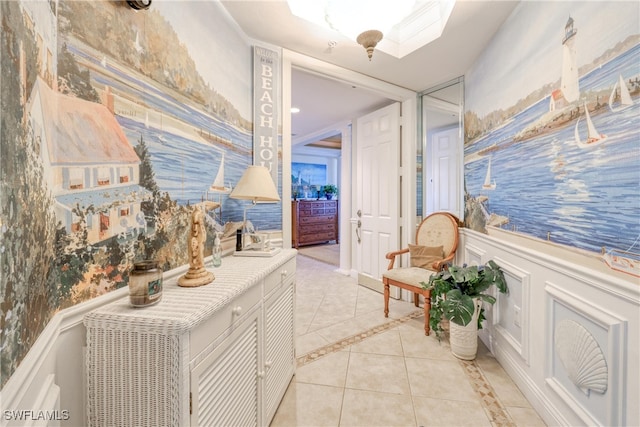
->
[233,247,282,257]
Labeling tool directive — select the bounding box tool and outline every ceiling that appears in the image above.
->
[221,0,519,154]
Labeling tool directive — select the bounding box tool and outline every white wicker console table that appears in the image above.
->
[84,249,296,427]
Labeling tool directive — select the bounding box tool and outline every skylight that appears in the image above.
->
[286,0,456,58]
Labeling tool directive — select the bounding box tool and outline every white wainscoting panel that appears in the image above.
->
[545,282,626,426]
[463,242,485,266]
[459,228,639,427]
[493,256,531,365]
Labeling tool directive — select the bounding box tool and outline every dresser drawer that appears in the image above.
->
[300,215,335,224]
[300,223,335,234]
[299,232,336,243]
[190,283,261,358]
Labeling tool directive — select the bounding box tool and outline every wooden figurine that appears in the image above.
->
[178,207,215,287]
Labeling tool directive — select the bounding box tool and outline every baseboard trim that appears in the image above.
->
[491,339,569,427]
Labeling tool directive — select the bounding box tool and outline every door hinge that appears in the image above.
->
[189,392,192,415]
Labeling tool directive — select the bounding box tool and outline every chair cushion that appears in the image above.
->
[408,244,443,269]
[383,267,435,287]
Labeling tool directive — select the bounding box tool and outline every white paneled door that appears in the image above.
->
[355,103,401,294]
[427,126,461,218]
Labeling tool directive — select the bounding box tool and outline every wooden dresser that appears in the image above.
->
[291,200,339,248]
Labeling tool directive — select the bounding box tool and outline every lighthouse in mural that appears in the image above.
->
[560,16,579,103]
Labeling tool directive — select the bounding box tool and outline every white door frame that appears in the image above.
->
[281,50,417,277]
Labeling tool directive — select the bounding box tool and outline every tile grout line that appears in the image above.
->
[458,359,517,426]
[296,310,517,426]
[296,310,424,367]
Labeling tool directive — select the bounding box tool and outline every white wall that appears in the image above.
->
[459,228,639,427]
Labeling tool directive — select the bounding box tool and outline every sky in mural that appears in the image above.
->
[152,1,252,119]
[467,1,639,117]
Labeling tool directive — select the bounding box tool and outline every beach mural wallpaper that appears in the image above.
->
[464,1,639,277]
[1,0,282,384]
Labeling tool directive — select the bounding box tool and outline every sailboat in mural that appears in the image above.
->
[201,155,231,229]
[608,74,634,113]
[574,102,607,148]
[209,155,232,194]
[603,236,640,277]
[482,156,496,190]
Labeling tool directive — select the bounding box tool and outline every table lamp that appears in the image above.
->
[229,165,281,255]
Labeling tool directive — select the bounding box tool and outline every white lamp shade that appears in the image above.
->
[229,165,280,202]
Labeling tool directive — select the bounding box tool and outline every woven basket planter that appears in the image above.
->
[449,298,482,360]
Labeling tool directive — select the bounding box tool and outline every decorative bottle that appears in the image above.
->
[236,229,243,251]
[212,233,222,267]
[129,260,163,307]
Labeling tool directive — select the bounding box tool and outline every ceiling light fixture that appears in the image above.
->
[287,0,456,59]
[356,30,383,61]
[287,0,414,60]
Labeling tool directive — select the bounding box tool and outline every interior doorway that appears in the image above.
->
[282,50,417,284]
[289,67,392,275]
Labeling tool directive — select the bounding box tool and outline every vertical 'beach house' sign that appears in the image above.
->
[253,45,280,184]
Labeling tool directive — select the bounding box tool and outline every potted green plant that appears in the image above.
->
[323,184,338,200]
[422,260,508,359]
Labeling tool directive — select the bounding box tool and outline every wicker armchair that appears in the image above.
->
[382,212,459,335]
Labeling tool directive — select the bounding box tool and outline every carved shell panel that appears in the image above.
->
[555,319,608,396]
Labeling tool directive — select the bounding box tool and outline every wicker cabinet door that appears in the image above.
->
[263,279,295,423]
[190,309,260,427]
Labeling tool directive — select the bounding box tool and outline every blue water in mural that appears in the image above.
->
[66,42,282,230]
[465,44,640,253]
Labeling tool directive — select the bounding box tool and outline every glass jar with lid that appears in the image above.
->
[129,260,163,307]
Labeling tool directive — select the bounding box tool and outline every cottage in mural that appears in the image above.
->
[27,77,149,243]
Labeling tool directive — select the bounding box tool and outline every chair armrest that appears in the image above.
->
[385,248,409,270]
[431,252,454,272]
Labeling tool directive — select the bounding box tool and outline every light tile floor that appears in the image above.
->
[271,254,547,427]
